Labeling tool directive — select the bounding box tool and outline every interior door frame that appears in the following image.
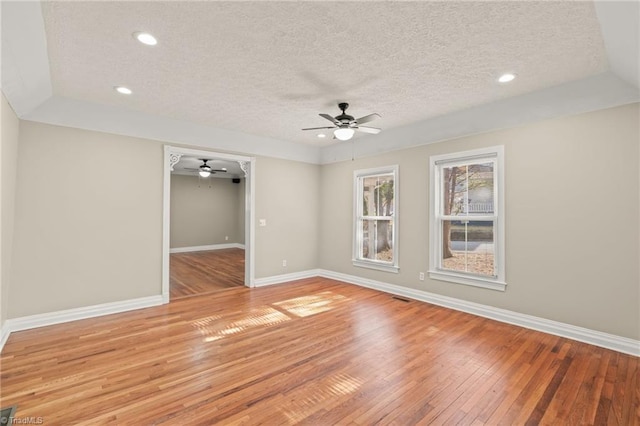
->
[162,145,256,302]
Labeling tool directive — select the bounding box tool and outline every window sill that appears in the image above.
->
[428,270,506,291]
[353,260,399,273]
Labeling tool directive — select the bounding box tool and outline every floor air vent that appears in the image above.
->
[392,296,411,303]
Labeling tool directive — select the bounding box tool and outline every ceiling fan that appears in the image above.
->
[302,102,381,141]
[185,159,228,178]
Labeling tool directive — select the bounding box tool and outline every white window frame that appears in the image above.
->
[353,165,399,273]
[429,146,506,291]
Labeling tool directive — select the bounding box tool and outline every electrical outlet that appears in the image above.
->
[282,260,287,267]
[419,272,425,281]
[225,236,229,241]
[259,219,267,227]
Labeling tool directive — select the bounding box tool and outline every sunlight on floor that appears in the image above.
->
[280,372,364,423]
[195,307,291,342]
[327,372,363,396]
[191,315,223,330]
[273,291,349,317]
[190,292,350,344]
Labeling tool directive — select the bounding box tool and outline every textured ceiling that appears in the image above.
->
[41,1,608,147]
[172,156,244,179]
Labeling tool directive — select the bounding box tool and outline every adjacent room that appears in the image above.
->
[169,156,246,298]
[1,1,638,424]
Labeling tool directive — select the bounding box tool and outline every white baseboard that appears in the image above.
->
[254,269,320,287]
[2,270,637,358]
[170,243,245,253]
[318,269,640,357]
[0,295,164,352]
[0,322,10,353]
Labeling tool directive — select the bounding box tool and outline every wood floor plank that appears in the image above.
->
[170,248,244,299]
[1,278,638,424]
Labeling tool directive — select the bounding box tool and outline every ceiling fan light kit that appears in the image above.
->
[334,127,355,141]
[198,159,212,177]
[302,102,381,141]
[192,159,229,178]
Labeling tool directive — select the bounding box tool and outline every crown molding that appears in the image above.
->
[24,95,322,164]
[320,72,639,164]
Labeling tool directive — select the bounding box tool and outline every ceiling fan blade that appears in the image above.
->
[302,126,335,131]
[319,113,340,124]
[355,113,381,125]
[212,169,227,172]
[356,126,381,134]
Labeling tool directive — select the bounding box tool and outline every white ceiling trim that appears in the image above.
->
[0,1,52,116]
[321,71,640,164]
[24,95,321,164]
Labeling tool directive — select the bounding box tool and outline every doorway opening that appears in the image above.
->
[162,146,255,303]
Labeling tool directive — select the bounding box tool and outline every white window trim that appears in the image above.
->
[353,165,399,273]
[429,146,506,291]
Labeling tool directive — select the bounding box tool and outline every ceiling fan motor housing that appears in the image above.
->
[301,102,381,137]
[336,103,354,124]
[199,159,212,172]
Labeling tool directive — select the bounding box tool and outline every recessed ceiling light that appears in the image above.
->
[317,133,326,138]
[114,86,132,95]
[133,32,157,46]
[498,73,516,83]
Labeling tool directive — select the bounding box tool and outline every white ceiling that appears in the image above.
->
[172,156,244,179]
[2,1,638,163]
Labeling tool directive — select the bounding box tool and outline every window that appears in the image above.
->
[429,147,505,291]
[353,166,399,273]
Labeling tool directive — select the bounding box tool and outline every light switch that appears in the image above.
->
[259,219,267,227]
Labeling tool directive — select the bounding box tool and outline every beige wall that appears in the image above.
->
[170,174,243,247]
[255,157,320,278]
[320,103,640,340]
[1,94,20,329]
[7,121,319,317]
[4,103,638,341]
[10,121,164,317]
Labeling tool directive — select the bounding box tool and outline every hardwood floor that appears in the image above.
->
[170,248,245,299]
[1,278,638,424]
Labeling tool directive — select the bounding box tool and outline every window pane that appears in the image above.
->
[362,175,394,217]
[442,162,494,216]
[440,220,494,276]
[361,219,394,262]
